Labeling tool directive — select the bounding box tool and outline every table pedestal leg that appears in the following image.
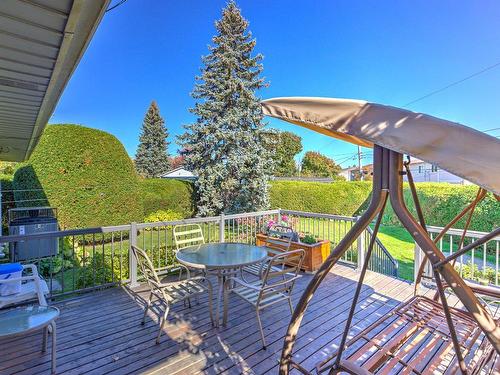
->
[50,321,57,374]
[215,271,224,328]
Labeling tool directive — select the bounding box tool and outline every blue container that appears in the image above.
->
[0,263,23,296]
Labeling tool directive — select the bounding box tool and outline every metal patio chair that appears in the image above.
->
[223,249,305,349]
[131,245,213,344]
[243,224,295,278]
[173,224,205,251]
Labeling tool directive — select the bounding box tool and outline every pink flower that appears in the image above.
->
[281,215,289,222]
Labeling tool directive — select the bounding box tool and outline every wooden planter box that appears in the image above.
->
[256,233,331,273]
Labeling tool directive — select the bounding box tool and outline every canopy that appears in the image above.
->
[261,97,500,195]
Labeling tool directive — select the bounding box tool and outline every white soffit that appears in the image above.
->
[0,0,110,161]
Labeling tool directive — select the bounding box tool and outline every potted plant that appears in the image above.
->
[256,219,330,272]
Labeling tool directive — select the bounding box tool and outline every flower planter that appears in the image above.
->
[255,233,331,273]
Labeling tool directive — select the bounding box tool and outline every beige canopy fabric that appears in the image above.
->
[261,97,500,195]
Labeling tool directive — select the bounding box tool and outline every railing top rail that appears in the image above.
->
[136,216,221,229]
[223,209,280,220]
[279,209,357,222]
[426,225,500,240]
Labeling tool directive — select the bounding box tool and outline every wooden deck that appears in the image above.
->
[1,265,423,375]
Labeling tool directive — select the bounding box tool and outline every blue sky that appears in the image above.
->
[51,0,500,167]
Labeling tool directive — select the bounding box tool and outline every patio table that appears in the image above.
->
[0,305,59,374]
[176,243,267,327]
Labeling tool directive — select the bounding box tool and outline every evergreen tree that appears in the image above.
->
[178,1,271,216]
[135,101,170,177]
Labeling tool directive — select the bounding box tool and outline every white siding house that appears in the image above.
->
[403,158,471,184]
[159,167,197,181]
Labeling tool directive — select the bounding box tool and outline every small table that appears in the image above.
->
[176,243,267,327]
[0,305,59,374]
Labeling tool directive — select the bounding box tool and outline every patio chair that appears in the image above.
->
[0,264,49,308]
[131,245,214,344]
[223,249,305,349]
[173,224,205,251]
[242,224,295,278]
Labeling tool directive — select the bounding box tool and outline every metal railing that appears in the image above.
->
[415,226,500,286]
[0,209,399,298]
[280,210,398,277]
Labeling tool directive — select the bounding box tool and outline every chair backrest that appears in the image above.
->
[264,225,295,253]
[130,245,161,291]
[260,249,305,295]
[173,224,205,251]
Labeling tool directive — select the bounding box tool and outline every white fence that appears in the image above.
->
[415,226,500,285]
[0,209,398,298]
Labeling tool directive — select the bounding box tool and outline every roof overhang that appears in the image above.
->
[0,0,110,161]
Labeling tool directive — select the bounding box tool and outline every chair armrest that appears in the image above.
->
[156,264,191,279]
[0,275,39,284]
[262,275,301,291]
[22,264,40,276]
[229,277,262,290]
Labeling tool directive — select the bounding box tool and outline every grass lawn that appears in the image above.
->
[374,226,415,281]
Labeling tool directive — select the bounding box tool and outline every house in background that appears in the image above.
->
[403,157,471,184]
[340,164,373,181]
[159,167,197,181]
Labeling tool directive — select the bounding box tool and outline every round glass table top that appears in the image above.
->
[176,243,267,269]
[0,305,59,337]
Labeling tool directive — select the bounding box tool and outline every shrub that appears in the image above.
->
[143,209,183,230]
[269,180,372,216]
[139,178,195,218]
[12,124,142,229]
[0,173,14,234]
[383,183,499,232]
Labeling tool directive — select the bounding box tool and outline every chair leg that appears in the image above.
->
[156,304,170,344]
[255,307,267,349]
[142,292,153,325]
[288,298,294,315]
[50,322,57,375]
[42,326,48,353]
[207,280,214,326]
[223,279,231,327]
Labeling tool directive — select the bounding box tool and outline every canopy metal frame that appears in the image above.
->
[279,145,500,375]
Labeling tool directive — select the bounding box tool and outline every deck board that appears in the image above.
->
[1,265,430,375]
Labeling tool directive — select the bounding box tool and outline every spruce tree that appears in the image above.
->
[179,1,271,216]
[135,101,170,177]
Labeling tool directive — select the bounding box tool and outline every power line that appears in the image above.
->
[483,127,500,133]
[402,60,500,107]
[106,0,127,12]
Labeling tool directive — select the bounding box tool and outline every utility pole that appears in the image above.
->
[357,145,363,181]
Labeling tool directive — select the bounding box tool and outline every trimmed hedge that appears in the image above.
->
[269,180,499,232]
[13,124,142,229]
[269,180,372,216]
[383,183,499,232]
[0,173,14,233]
[139,178,195,218]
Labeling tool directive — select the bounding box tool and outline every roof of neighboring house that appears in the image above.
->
[160,167,197,178]
[0,1,110,161]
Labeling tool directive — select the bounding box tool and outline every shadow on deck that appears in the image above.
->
[0,265,415,375]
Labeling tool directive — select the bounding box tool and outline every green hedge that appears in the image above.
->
[270,180,498,232]
[13,124,143,229]
[0,174,14,234]
[383,183,499,232]
[269,180,372,216]
[139,178,195,218]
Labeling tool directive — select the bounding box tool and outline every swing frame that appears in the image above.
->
[279,145,500,375]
